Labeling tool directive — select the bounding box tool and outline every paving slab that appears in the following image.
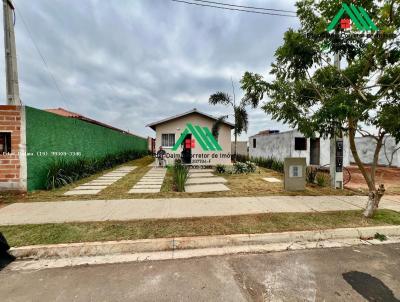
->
[88,180,116,185]
[263,177,282,183]
[128,188,161,193]
[97,176,122,180]
[186,177,227,185]
[74,185,108,190]
[133,185,162,189]
[136,182,164,186]
[188,172,215,178]
[189,169,214,173]
[185,184,230,193]
[63,190,102,196]
[102,173,128,177]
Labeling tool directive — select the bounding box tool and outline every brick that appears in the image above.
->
[0,126,15,131]
[0,164,17,169]
[5,116,16,121]
[0,105,18,110]
[0,160,10,164]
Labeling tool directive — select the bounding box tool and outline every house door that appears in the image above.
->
[181,134,192,164]
[310,138,320,165]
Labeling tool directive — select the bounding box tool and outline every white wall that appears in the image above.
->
[249,130,350,166]
[349,136,400,167]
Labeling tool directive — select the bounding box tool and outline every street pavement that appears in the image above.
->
[0,195,400,225]
[1,243,399,301]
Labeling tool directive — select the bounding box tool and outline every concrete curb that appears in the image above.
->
[9,225,400,260]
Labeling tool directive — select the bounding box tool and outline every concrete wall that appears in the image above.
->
[154,113,232,165]
[231,141,248,157]
[349,136,400,167]
[249,129,350,167]
[0,105,27,191]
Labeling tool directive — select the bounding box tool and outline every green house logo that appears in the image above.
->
[172,123,222,152]
[327,3,379,31]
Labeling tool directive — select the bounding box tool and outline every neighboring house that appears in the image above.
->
[231,141,248,157]
[249,129,351,167]
[349,136,400,167]
[0,106,147,192]
[147,108,234,165]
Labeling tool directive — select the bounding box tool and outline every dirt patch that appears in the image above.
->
[345,165,400,194]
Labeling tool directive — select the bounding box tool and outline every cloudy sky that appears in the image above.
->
[0,0,299,138]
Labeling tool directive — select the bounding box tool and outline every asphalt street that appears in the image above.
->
[1,244,400,302]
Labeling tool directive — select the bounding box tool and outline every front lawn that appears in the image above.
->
[0,156,358,204]
[1,210,399,247]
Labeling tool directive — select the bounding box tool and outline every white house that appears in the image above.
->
[147,108,234,166]
[249,129,351,167]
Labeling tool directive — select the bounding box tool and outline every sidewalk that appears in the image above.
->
[0,195,399,226]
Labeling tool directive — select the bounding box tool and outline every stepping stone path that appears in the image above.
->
[129,167,166,193]
[263,177,282,183]
[64,166,137,196]
[185,168,230,193]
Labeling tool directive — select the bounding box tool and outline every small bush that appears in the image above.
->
[233,162,248,174]
[245,161,257,173]
[215,164,226,174]
[316,172,329,187]
[306,166,318,184]
[173,160,189,192]
[249,156,284,173]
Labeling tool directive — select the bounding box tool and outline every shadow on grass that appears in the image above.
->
[343,271,400,302]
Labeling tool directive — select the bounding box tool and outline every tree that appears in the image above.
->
[209,86,259,160]
[241,0,400,217]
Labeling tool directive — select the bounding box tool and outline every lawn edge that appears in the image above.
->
[9,225,400,260]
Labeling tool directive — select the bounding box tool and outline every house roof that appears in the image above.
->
[146,108,235,131]
[45,108,146,138]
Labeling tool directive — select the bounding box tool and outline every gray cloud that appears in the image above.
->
[1,0,299,138]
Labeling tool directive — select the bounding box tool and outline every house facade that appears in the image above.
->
[147,108,234,166]
[249,129,351,167]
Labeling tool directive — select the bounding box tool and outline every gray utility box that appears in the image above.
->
[284,157,306,191]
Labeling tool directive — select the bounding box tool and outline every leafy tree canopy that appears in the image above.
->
[241,0,400,141]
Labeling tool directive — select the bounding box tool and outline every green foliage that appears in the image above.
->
[45,150,147,190]
[374,232,387,241]
[212,115,229,139]
[250,156,284,173]
[316,172,330,187]
[173,160,189,192]
[215,164,227,174]
[240,0,400,142]
[306,166,318,184]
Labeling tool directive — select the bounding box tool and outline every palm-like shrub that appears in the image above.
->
[173,160,189,192]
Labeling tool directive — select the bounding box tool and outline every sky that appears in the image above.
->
[0,0,300,139]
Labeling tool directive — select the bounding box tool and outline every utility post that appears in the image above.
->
[3,0,21,105]
[330,53,343,189]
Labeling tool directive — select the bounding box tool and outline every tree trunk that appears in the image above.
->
[363,184,386,218]
[234,132,237,162]
[348,120,387,218]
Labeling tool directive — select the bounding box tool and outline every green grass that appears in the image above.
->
[1,210,399,247]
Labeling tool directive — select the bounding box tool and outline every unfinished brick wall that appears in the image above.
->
[0,105,26,191]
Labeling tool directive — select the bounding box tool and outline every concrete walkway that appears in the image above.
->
[185,169,230,193]
[64,166,137,196]
[0,195,399,226]
[128,167,166,193]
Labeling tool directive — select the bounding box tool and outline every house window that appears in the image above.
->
[161,133,175,147]
[0,132,11,154]
[253,138,256,148]
[294,137,307,150]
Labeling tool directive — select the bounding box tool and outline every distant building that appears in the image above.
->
[249,129,351,167]
[231,141,248,157]
[147,108,234,165]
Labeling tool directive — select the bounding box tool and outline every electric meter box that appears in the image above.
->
[284,157,306,191]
